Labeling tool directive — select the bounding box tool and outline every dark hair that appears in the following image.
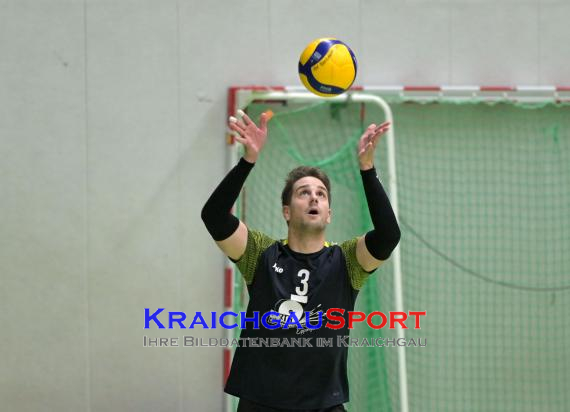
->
[281,166,331,206]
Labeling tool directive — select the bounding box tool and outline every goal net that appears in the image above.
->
[228,89,570,412]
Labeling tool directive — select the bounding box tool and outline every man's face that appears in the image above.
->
[283,176,331,232]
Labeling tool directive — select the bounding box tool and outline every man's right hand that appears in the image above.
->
[229,110,270,163]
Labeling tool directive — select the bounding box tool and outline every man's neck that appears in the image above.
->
[286,229,326,254]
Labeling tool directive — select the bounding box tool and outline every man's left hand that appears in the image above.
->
[357,121,391,170]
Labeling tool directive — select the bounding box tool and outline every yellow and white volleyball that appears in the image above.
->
[298,38,358,97]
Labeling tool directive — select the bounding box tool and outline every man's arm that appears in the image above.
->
[355,122,401,272]
[200,110,269,260]
[200,158,253,260]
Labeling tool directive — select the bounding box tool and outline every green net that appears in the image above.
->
[230,97,570,412]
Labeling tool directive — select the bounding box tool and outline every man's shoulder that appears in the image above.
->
[240,228,282,259]
[234,229,279,285]
[329,237,360,253]
[247,228,277,244]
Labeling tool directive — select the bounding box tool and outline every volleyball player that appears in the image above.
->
[201,110,400,412]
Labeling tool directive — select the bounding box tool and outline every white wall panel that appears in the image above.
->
[451,3,540,85]
[538,3,570,84]
[0,1,87,411]
[85,0,181,410]
[178,1,271,410]
[269,0,361,87]
[361,0,450,84]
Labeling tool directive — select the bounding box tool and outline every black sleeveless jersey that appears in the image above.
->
[224,229,373,410]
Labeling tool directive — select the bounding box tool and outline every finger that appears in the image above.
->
[237,109,254,126]
[374,121,390,129]
[371,133,382,148]
[231,114,248,129]
[374,122,390,133]
[259,109,273,131]
[362,126,375,144]
[259,112,267,131]
[234,134,248,145]
[361,124,374,136]
[371,126,390,141]
[374,125,388,141]
[229,122,241,132]
[227,128,248,146]
[227,126,243,138]
[229,116,241,127]
[229,127,248,143]
[379,124,390,134]
[229,120,245,133]
[367,130,378,144]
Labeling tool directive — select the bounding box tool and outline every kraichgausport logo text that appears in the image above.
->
[144,308,426,330]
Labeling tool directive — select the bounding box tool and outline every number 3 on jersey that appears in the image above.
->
[291,269,310,304]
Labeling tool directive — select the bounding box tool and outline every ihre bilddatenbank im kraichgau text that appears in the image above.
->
[143,308,427,348]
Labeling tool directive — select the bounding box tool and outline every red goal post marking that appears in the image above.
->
[228,86,570,118]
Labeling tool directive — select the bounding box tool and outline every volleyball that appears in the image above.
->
[298,38,358,97]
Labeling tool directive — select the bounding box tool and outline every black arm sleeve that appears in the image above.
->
[360,167,401,260]
[200,157,254,241]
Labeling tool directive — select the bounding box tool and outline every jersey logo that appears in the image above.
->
[272,263,284,274]
[268,301,323,335]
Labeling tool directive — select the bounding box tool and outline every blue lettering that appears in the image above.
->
[189,312,209,329]
[240,311,260,329]
[283,312,303,329]
[145,308,165,329]
[261,311,280,330]
[220,312,238,329]
[305,311,322,329]
[169,311,187,328]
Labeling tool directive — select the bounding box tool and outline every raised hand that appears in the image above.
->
[357,121,391,170]
[229,109,270,163]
